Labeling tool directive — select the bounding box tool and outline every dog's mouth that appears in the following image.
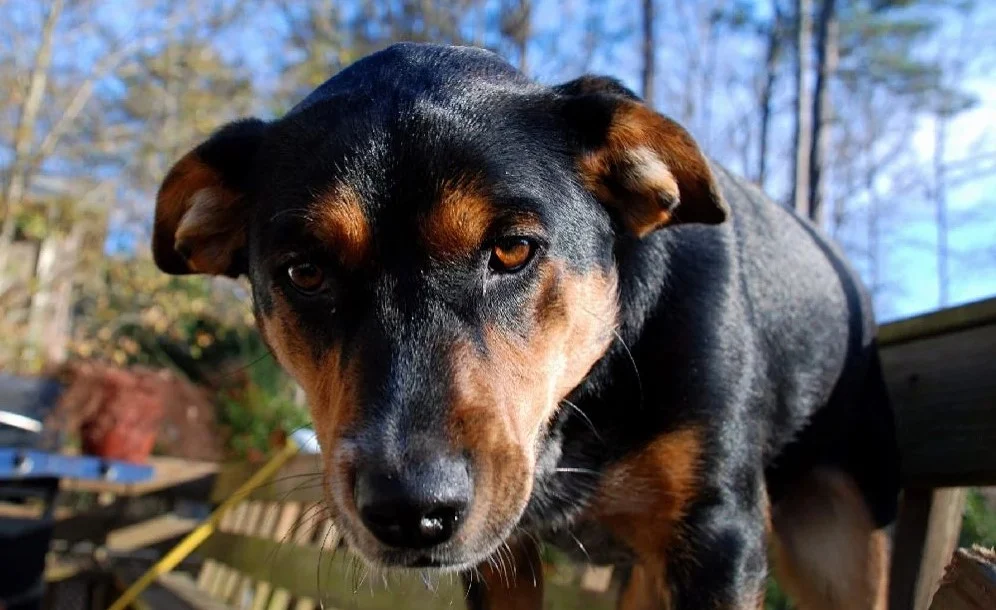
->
[322,451,533,573]
[364,544,501,572]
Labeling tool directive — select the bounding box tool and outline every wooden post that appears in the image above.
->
[889,488,967,610]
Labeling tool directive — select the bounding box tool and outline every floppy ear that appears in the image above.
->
[557,76,728,237]
[152,118,268,277]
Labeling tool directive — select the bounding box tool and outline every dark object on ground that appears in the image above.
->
[0,373,63,450]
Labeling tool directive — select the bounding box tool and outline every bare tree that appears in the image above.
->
[500,0,532,73]
[756,1,786,189]
[642,0,655,105]
[808,0,837,226]
[791,0,813,217]
[0,0,63,289]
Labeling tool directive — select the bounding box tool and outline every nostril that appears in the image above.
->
[418,504,462,541]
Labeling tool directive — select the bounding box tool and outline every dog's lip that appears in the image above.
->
[371,548,481,571]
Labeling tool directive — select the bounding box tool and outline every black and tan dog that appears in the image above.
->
[151,43,899,609]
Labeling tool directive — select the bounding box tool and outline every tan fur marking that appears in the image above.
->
[591,427,703,563]
[154,152,244,274]
[770,468,889,610]
[421,181,495,261]
[448,265,618,549]
[624,146,680,203]
[618,564,670,610]
[310,186,371,268]
[256,294,360,525]
[578,101,725,236]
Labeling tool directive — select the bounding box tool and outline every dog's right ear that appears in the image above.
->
[555,76,727,237]
[152,118,268,277]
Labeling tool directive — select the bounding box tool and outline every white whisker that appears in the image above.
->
[554,466,600,476]
[560,398,604,442]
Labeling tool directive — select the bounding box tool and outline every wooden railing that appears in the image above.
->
[880,297,996,610]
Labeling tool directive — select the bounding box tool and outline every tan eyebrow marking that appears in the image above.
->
[309,184,371,268]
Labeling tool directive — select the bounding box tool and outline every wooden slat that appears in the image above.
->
[160,571,233,610]
[198,531,616,609]
[220,502,244,533]
[881,321,996,487]
[292,503,322,545]
[272,503,301,544]
[250,582,273,610]
[317,518,338,550]
[218,567,241,604]
[0,502,74,520]
[258,503,280,539]
[206,565,231,599]
[889,488,968,610]
[879,297,996,347]
[105,514,197,552]
[266,589,293,610]
[580,565,614,593]
[200,531,457,608]
[240,501,263,536]
[197,559,222,593]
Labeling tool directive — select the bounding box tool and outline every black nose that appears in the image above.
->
[354,457,472,550]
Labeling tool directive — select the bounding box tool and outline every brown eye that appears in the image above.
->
[286,262,325,293]
[489,238,535,273]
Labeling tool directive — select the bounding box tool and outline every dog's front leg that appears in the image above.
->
[611,500,769,610]
[463,536,544,610]
[593,428,769,610]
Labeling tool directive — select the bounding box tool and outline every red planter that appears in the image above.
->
[73,366,165,464]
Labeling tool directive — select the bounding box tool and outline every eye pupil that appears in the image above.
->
[287,263,325,292]
[490,238,534,273]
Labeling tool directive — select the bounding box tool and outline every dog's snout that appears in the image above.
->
[354,457,472,550]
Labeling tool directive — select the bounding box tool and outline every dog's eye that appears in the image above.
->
[489,237,535,273]
[286,262,326,294]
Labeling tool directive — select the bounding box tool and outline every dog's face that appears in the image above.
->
[152,44,725,570]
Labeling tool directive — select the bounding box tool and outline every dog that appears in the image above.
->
[151,43,900,609]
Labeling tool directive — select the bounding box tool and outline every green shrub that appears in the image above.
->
[960,488,996,547]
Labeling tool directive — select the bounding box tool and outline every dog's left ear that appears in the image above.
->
[556,76,728,237]
[152,118,268,277]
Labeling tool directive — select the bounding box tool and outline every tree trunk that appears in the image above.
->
[791,0,813,216]
[757,2,784,189]
[641,0,655,105]
[500,0,531,74]
[0,0,64,289]
[808,0,838,226]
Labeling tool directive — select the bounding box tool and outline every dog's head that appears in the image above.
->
[152,43,726,570]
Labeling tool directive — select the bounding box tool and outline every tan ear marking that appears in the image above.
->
[576,98,727,236]
[623,146,680,207]
[153,153,247,275]
[153,118,266,276]
[172,186,246,274]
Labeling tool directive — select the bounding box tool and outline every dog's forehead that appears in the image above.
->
[288,42,532,116]
[251,44,596,265]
